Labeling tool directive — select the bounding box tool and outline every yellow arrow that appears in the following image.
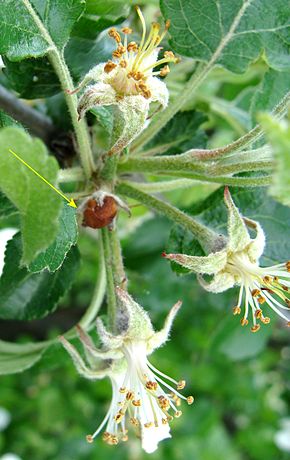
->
[8,149,77,208]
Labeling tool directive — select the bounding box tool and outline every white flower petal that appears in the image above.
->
[141,421,171,453]
[244,217,266,262]
[139,48,159,75]
[147,76,169,110]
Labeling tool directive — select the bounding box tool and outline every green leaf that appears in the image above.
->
[90,106,114,135]
[144,110,207,154]
[167,225,205,274]
[0,233,80,320]
[85,0,129,18]
[251,69,290,123]
[64,32,114,81]
[0,0,85,60]
[0,339,46,374]
[167,187,290,266]
[29,204,78,273]
[161,0,290,73]
[0,127,62,266]
[0,109,21,129]
[3,56,60,99]
[210,314,272,360]
[72,16,123,40]
[259,115,290,207]
[0,192,17,220]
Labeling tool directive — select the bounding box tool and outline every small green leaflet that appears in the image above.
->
[0,233,80,320]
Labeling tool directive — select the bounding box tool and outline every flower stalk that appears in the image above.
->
[116,182,223,253]
[101,227,118,331]
[118,151,273,177]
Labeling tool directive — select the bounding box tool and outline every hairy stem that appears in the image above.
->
[119,151,272,177]
[58,167,86,183]
[109,229,127,289]
[116,182,222,252]
[100,154,119,185]
[163,171,272,187]
[187,90,290,161]
[101,228,118,331]
[49,51,95,179]
[123,178,202,193]
[21,0,95,179]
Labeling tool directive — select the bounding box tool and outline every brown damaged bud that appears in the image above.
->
[82,197,118,229]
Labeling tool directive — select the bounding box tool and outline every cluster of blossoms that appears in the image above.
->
[163,187,290,331]
[60,288,193,453]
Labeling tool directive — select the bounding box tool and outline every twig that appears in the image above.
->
[0,84,58,143]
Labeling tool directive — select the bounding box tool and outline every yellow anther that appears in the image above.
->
[145,381,158,391]
[122,27,132,34]
[144,422,154,428]
[133,71,144,81]
[109,436,119,445]
[251,289,261,297]
[257,296,266,304]
[162,418,168,424]
[187,396,194,405]
[86,434,93,443]
[177,380,186,390]
[261,316,270,324]
[164,50,176,60]
[255,309,262,319]
[119,60,127,68]
[286,261,290,272]
[108,28,121,43]
[139,84,152,99]
[127,41,138,52]
[263,275,272,283]
[132,399,141,407]
[114,411,124,423]
[104,61,117,73]
[112,50,123,59]
[130,417,139,426]
[240,318,249,326]
[126,391,134,401]
[251,324,261,333]
[119,387,127,393]
[175,410,182,418]
[232,306,241,315]
[158,396,170,410]
[159,65,170,77]
[287,321,290,327]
